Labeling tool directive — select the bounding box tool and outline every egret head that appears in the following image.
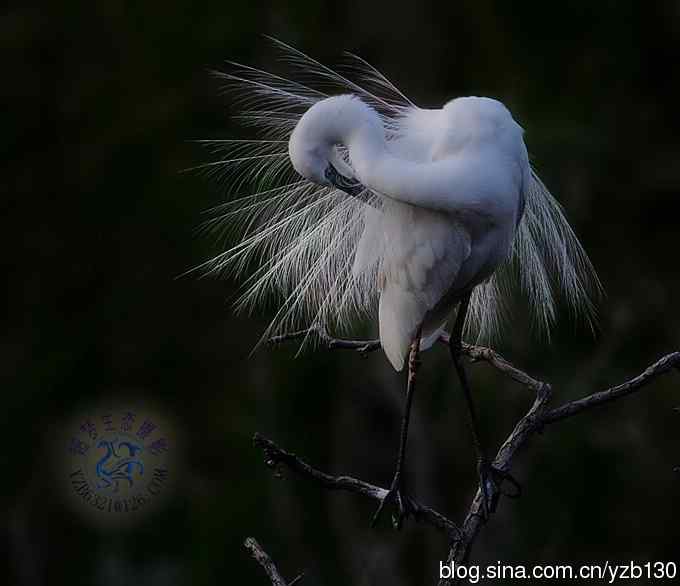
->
[288,127,332,186]
[288,95,374,193]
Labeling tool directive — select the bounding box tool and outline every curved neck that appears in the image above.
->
[300,97,442,207]
[292,95,518,215]
[290,95,388,184]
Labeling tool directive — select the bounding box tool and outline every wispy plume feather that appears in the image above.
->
[196,39,602,346]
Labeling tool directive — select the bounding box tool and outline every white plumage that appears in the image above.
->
[197,40,601,370]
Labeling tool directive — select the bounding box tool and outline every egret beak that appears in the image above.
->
[324,163,365,197]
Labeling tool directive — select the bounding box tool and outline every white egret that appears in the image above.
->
[198,39,602,525]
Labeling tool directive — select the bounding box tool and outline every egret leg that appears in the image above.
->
[449,293,521,519]
[371,326,422,530]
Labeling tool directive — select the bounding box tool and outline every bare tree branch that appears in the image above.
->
[244,537,296,586]
[438,334,545,392]
[253,433,462,542]
[541,352,680,424]
[262,328,680,585]
[268,327,545,392]
[438,351,680,585]
[268,326,380,355]
[438,383,552,580]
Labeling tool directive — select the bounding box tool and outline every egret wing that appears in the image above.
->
[365,200,471,370]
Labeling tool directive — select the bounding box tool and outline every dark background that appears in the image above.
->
[3,1,680,584]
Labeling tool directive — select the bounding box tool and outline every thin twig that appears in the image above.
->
[253,433,461,542]
[541,352,680,424]
[268,328,546,388]
[268,326,380,355]
[244,537,294,586]
[439,333,545,392]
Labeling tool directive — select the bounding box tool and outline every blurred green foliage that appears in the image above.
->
[3,1,680,584]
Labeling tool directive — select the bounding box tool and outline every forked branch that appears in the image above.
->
[260,329,680,585]
[253,433,462,541]
[439,349,679,583]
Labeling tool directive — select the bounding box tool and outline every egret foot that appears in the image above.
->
[370,476,412,530]
[477,459,521,519]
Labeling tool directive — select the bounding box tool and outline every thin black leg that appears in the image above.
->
[371,326,422,529]
[449,294,485,459]
[449,293,521,518]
